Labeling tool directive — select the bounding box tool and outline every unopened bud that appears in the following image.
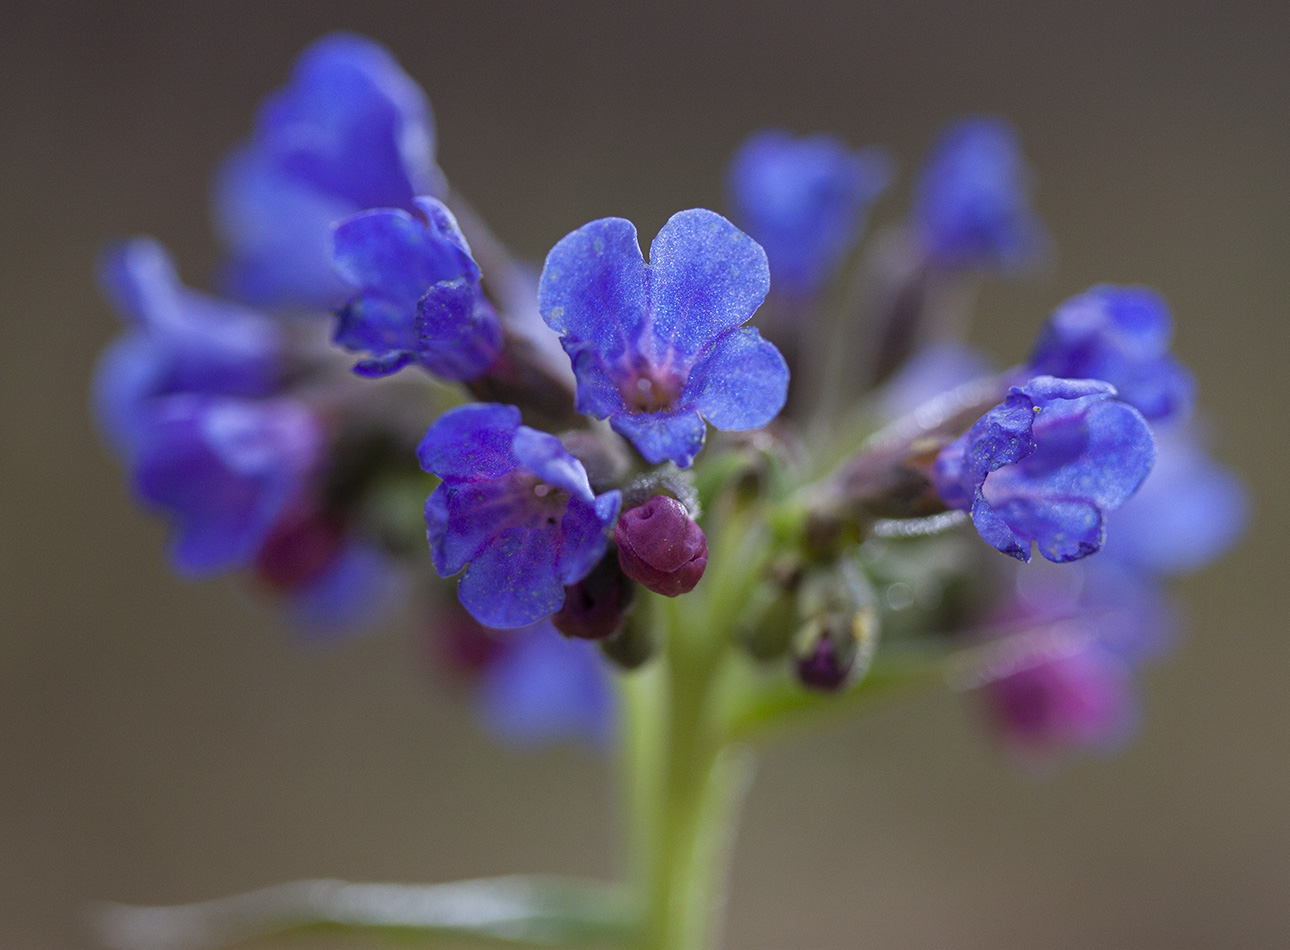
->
[795,624,857,691]
[552,553,635,640]
[599,611,657,670]
[255,505,346,591]
[614,495,708,597]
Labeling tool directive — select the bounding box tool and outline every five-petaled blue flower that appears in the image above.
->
[214,33,441,309]
[1027,285,1196,424]
[538,209,789,468]
[330,196,502,379]
[912,117,1047,271]
[132,395,322,577]
[933,376,1155,563]
[728,130,892,297]
[94,238,283,456]
[419,403,622,628]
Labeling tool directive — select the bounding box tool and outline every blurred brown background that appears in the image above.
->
[2,1,1288,947]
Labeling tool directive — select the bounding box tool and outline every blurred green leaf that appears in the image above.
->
[95,876,636,949]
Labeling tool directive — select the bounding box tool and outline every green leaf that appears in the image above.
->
[95,876,636,949]
[719,645,951,742]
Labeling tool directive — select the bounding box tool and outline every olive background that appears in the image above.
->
[2,1,1288,947]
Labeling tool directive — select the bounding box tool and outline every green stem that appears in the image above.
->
[621,510,765,950]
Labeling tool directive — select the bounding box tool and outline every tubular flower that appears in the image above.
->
[1026,285,1196,424]
[912,116,1046,271]
[213,33,441,308]
[727,130,892,297]
[419,404,622,628]
[131,395,322,577]
[93,238,283,455]
[330,196,501,379]
[932,376,1155,563]
[538,209,789,467]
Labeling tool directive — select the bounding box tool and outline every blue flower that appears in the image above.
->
[93,238,283,455]
[419,403,622,628]
[728,130,892,297]
[477,622,616,747]
[132,395,322,577]
[1105,426,1248,576]
[213,34,441,309]
[1027,285,1196,424]
[912,117,1046,271]
[933,376,1155,563]
[287,542,409,638]
[330,197,501,379]
[538,209,789,467]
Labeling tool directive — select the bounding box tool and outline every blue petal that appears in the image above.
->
[538,217,648,362]
[213,147,355,308]
[213,34,441,309]
[683,327,789,431]
[984,494,1105,563]
[1027,286,1196,423]
[254,33,438,210]
[416,403,520,479]
[331,208,451,304]
[565,346,628,419]
[477,623,615,747]
[913,116,1047,271]
[99,239,284,396]
[288,543,408,639]
[512,427,594,501]
[646,209,770,362]
[433,475,540,578]
[415,280,501,381]
[1107,429,1249,575]
[610,408,707,468]
[132,396,320,577]
[557,491,622,586]
[728,130,892,296]
[91,333,170,456]
[457,524,565,628]
[334,295,420,368]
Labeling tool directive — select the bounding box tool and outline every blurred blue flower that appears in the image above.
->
[213,34,441,309]
[287,542,408,637]
[94,239,283,456]
[933,376,1155,563]
[876,342,993,421]
[728,130,892,297]
[1105,426,1248,576]
[330,197,501,379]
[538,209,788,467]
[478,622,616,747]
[132,395,322,577]
[419,403,622,628]
[912,117,1046,271]
[1027,285,1196,424]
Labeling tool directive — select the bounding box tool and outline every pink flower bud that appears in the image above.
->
[614,495,708,597]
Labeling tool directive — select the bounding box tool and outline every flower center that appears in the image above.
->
[621,368,683,414]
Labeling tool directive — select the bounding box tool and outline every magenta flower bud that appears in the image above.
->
[552,554,635,640]
[614,495,708,597]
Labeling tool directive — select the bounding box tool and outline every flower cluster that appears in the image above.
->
[94,33,1243,764]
